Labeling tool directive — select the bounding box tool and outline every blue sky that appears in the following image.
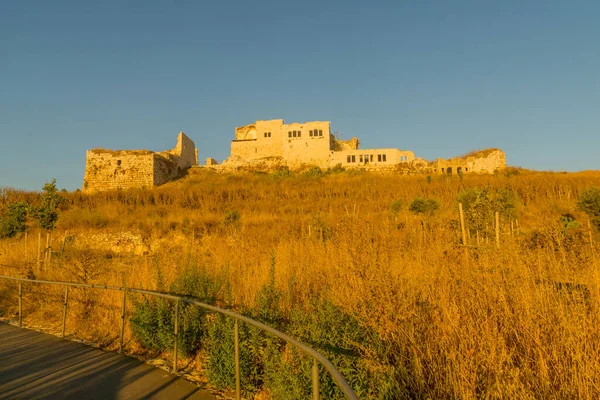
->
[1,1,599,190]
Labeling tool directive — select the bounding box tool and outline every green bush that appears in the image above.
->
[456,187,517,233]
[578,187,600,230]
[130,262,222,356]
[31,178,65,231]
[270,166,293,179]
[224,210,241,227]
[390,199,403,215]
[327,164,346,174]
[0,202,28,238]
[303,166,324,177]
[409,197,440,216]
[131,255,393,398]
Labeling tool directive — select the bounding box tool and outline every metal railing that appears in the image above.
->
[0,275,358,400]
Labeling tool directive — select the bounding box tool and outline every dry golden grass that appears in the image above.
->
[2,169,600,398]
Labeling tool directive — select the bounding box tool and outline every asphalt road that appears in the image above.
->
[0,322,216,400]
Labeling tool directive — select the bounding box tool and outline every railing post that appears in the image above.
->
[119,289,126,353]
[234,319,241,400]
[173,300,179,373]
[312,358,319,400]
[18,281,22,327]
[61,286,69,337]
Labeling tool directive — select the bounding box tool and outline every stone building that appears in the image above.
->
[224,119,505,173]
[227,119,415,169]
[83,132,197,192]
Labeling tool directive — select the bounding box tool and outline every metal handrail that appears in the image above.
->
[0,275,358,400]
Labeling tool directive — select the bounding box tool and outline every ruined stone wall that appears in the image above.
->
[83,151,155,192]
[432,149,506,174]
[163,132,197,169]
[83,132,198,192]
[153,154,181,186]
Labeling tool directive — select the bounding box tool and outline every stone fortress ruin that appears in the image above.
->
[83,132,197,192]
[221,119,506,175]
[83,119,506,191]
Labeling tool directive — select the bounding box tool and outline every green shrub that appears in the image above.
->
[409,197,440,216]
[224,210,241,228]
[327,164,346,174]
[270,166,293,179]
[303,166,324,177]
[390,199,403,215]
[457,187,517,233]
[31,178,65,231]
[578,187,600,230]
[130,262,222,356]
[0,202,28,238]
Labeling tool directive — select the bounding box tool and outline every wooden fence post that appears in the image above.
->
[588,219,595,254]
[495,212,500,249]
[37,232,41,269]
[459,203,467,246]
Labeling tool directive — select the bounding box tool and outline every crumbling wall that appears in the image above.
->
[83,132,198,192]
[332,136,360,151]
[83,150,155,192]
[153,154,180,186]
[163,132,197,170]
[432,149,506,174]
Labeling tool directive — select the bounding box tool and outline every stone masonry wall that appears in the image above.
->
[83,132,197,192]
[163,132,197,170]
[83,151,155,192]
[432,149,506,174]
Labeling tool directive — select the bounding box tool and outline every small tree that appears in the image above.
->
[31,179,64,231]
[0,202,28,238]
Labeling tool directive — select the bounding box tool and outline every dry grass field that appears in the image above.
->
[2,168,600,398]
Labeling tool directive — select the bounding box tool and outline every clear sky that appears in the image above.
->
[1,1,599,191]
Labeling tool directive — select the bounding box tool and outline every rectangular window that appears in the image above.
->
[347,155,351,163]
[370,155,373,162]
[288,131,292,137]
[319,130,323,136]
[382,154,387,162]
[377,154,382,162]
[351,155,356,163]
[298,131,301,137]
[359,155,363,163]
[293,131,297,137]
[309,130,313,137]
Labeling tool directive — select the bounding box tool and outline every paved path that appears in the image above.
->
[0,322,216,400]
